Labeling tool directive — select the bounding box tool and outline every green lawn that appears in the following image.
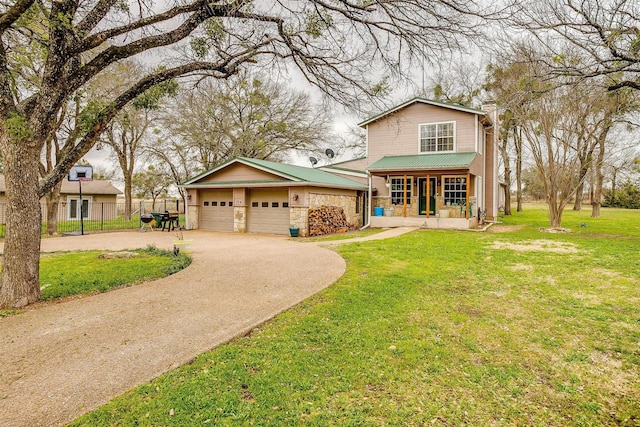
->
[301,228,385,242]
[72,204,640,426]
[40,246,191,300]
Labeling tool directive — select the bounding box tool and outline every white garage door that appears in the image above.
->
[199,189,234,232]
[247,189,290,234]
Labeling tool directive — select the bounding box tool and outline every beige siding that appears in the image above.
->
[247,189,290,234]
[365,103,479,165]
[201,163,283,183]
[199,189,234,231]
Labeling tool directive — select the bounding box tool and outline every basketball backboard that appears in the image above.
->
[68,165,93,182]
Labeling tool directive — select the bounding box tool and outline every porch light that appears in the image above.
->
[385,176,391,188]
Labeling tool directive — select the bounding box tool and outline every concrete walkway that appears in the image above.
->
[0,231,347,427]
[316,226,419,245]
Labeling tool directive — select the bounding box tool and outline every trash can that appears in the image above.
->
[373,207,384,216]
[384,208,393,217]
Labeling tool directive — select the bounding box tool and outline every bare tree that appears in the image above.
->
[159,71,335,169]
[485,60,530,212]
[514,0,640,92]
[0,0,493,308]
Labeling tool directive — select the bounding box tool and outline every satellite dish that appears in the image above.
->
[325,148,335,159]
[309,157,318,166]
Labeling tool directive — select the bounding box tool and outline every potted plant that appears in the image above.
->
[289,225,300,237]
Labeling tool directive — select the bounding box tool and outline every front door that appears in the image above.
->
[418,178,437,215]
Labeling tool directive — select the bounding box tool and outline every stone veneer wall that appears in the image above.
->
[234,207,246,233]
[289,207,309,236]
[309,193,360,227]
[187,205,198,229]
[372,196,419,216]
[372,196,476,218]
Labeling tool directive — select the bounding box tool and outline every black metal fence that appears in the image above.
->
[0,199,185,237]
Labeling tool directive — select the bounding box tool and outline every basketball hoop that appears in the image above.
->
[68,165,94,236]
[68,165,93,182]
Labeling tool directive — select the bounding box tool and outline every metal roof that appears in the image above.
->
[181,157,368,190]
[358,97,488,127]
[367,153,477,172]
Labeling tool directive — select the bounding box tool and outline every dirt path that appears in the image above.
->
[0,231,347,427]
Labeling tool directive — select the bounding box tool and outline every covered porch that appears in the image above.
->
[367,153,483,230]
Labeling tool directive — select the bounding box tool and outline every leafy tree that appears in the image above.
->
[132,166,172,211]
[0,0,491,308]
[603,181,640,209]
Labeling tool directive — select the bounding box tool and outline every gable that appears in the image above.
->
[197,162,288,184]
[359,97,486,127]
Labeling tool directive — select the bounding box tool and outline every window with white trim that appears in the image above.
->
[443,176,466,206]
[67,196,91,220]
[390,177,412,205]
[419,122,455,153]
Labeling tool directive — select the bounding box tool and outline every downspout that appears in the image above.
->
[482,121,487,218]
[360,171,372,230]
[184,188,190,230]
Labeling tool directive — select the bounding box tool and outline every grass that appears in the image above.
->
[71,204,640,426]
[39,245,191,300]
[301,228,385,242]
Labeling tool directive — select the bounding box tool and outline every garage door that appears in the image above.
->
[247,189,290,234]
[199,189,234,232]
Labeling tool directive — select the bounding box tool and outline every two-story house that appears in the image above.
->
[180,97,498,235]
[324,97,499,229]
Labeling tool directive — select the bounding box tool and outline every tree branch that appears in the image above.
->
[0,0,34,33]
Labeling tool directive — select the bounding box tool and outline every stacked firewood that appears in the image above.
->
[308,205,355,236]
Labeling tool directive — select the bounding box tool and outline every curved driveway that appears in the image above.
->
[0,231,347,427]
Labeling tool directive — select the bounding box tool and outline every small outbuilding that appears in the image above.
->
[0,175,121,221]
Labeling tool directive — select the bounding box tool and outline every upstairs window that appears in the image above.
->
[420,122,455,153]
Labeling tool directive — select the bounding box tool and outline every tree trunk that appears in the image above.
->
[0,138,42,308]
[548,199,563,228]
[123,174,132,220]
[591,139,606,218]
[611,170,618,206]
[45,181,63,236]
[573,181,584,211]
[515,128,523,212]
[499,133,512,216]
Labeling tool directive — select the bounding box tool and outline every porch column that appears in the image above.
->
[466,172,471,219]
[403,174,407,217]
[426,174,430,218]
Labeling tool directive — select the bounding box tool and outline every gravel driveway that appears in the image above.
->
[0,230,347,427]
